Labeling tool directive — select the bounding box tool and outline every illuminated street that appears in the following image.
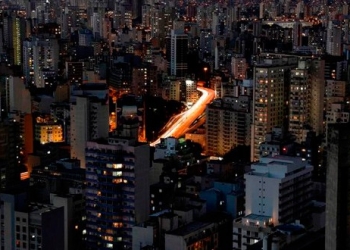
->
[150,86,215,146]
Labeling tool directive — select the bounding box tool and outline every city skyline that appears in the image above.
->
[0,0,349,249]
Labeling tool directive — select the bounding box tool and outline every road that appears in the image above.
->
[150,86,215,147]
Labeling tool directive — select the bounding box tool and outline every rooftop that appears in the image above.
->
[167,221,212,236]
[244,213,272,222]
[247,155,313,179]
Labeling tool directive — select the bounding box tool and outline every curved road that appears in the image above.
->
[150,86,215,146]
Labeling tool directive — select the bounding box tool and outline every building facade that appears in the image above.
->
[85,137,150,249]
[251,61,289,161]
[70,95,109,168]
[169,30,188,77]
[206,96,251,156]
[325,122,350,250]
[245,155,313,225]
[289,65,309,143]
[0,192,64,250]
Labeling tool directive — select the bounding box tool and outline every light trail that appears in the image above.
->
[150,86,215,147]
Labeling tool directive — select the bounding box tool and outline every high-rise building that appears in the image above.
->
[0,191,65,250]
[142,3,152,28]
[168,30,188,77]
[78,28,93,47]
[4,13,26,67]
[326,21,342,56]
[185,79,198,105]
[293,21,302,48]
[323,56,345,80]
[168,80,181,101]
[131,65,149,96]
[91,12,102,39]
[250,60,290,162]
[232,56,247,80]
[309,59,325,136]
[233,155,313,250]
[22,37,59,88]
[131,63,158,96]
[7,76,31,114]
[252,20,262,37]
[70,95,109,168]
[65,62,84,85]
[88,0,108,15]
[325,122,350,250]
[206,95,251,156]
[199,29,213,60]
[2,12,24,66]
[325,79,346,111]
[131,0,143,20]
[0,118,23,189]
[85,135,150,249]
[325,103,350,143]
[108,62,132,98]
[289,66,309,143]
[209,76,223,98]
[295,1,304,18]
[150,5,162,38]
[259,2,265,19]
[245,155,313,224]
[212,11,219,35]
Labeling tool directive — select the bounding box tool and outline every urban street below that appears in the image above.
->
[150,86,215,146]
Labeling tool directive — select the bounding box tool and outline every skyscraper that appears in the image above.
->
[12,15,23,66]
[5,13,25,66]
[289,63,309,143]
[70,94,109,168]
[251,59,291,162]
[85,135,150,249]
[7,76,31,114]
[22,37,59,88]
[0,118,23,189]
[309,59,325,136]
[231,56,248,79]
[131,0,143,20]
[168,29,188,77]
[326,21,342,56]
[206,96,251,156]
[325,122,350,250]
[292,20,302,48]
[233,155,313,250]
[245,155,313,225]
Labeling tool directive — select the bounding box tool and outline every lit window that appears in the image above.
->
[113,171,122,177]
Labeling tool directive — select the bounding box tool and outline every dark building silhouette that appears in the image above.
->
[325,122,350,250]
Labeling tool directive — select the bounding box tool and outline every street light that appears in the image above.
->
[203,67,209,86]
